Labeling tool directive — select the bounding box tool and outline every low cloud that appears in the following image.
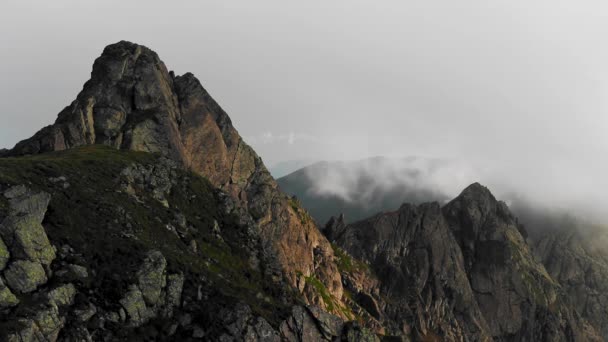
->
[305,156,479,206]
[301,155,608,225]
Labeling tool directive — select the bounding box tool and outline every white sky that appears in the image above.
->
[1,1,608,216]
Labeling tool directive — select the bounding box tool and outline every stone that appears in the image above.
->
[47,283,77,307]
[332,202,489,340]
[62,326,93,342]
[218,304,281,342]
[280,306,325,341]
[4,260,48,293]
[533,225,608,340]
[119,286,149,326]
[0,277,19,307]
[5,318,46,342]
[163,272,184,317]
[0,187,56,265]
[306,305,344,338]
[118,308,127,322]
[33,304,64,338]
[0,237,9,270]
[442,183,575,340]
[343,321,380,342]
[192,326,205,338]
[188,239,198,253]
[136,250,167,306]
[73,303,97,322]
[67,264,88,279]
[178,312,192,327]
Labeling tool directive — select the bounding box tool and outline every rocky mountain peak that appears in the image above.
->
[458,181,495,200]
[7,41,348,320]
[90,40,162,82]
[443,182,519,241]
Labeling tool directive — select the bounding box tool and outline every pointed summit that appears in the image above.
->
[458,182,494,199]
[8,41,241,187]
[6,41,347,313]
[443,182,504,224]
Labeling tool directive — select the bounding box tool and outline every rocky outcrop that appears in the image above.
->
[8,41,345,315]
[329,203,491,340]
[325,183,602,341]
[0,185,56,266]
[533,226,608,340]
[443,183,594,341]
[0,185,77,341]
[4,259,48,293]
[0,147,367,341]
[0,186,54,296]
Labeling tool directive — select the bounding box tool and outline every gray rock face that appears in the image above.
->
[4,260,48,293]
[331,202,491,340]
[326,183,602,341]
[443,183,591,341]
[8,41,347,312]
[280,306,326,341]
[533,226,608,340]
[46,283,76,307]
[120,285,151,327]
[0,277,18,307]
[163,272,184,317]
[0,186,56,265]
[219,303,282,341]
[278,305,378,342]
[0,237,9,271]
[136,250,167,306]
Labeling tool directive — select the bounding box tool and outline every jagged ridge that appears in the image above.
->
[9,40,346,317]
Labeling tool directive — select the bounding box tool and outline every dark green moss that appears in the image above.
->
[304,275,354,320]
[0,145,292,327]
[331,243,369,274]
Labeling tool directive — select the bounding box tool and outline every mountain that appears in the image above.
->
[269,159,317,179]
[277,157,466,224]
[0,41,605,341]
[0,41,355,341]
[323,183,601,341]
[7,40,347,312]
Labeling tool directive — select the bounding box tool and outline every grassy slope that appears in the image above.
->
[0,145,293,335]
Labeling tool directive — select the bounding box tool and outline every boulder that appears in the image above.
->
[136,250,167,306]
[119,285,150,327]
[163,272,184,317]
[5,318,46,342]
[0,186,55,265]
[0,237,9,270]
[4,260,48,293]
[0,277,19,307]
[218,303,281,341]
[46,283,76,307]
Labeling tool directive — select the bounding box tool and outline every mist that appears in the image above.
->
[291,155,608,225]
[302,157,474,204]
[1,1,607,222]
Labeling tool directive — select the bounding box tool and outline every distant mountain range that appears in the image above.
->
[277,156,476,224]
[269,159,317,178]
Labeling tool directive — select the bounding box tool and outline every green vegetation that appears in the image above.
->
[0,145,292,325]
[331,243,369,274]
[288,197,313,225]
[303,274,354,320]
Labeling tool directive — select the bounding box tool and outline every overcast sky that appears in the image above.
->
[1,1,608,217]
